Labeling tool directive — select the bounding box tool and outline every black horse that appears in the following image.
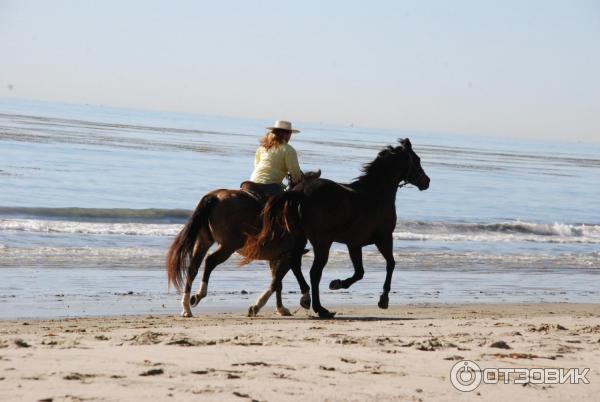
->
[243,139,430,318]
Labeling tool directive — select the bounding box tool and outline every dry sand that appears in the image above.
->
[1,303,599,401]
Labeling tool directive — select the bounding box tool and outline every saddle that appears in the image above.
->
[240,181,282,203]
[241,174,321,256]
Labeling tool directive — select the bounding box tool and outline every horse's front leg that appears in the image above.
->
[374,236,395,309]
[329,245,364,290]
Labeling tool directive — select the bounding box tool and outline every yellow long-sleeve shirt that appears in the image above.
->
[250,143,302,186]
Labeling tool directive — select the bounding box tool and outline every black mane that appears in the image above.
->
[350,145,405,191]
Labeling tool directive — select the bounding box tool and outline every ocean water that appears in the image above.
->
[1,98,599,319]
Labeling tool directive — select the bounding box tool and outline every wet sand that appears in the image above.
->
[1,304,599,401]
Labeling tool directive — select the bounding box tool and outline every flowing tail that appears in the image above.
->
[241,191,304,264]
[166,195,216,291]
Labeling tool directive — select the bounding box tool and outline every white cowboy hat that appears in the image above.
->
[267,120,300,133]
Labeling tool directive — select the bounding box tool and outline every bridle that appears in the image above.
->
[398,150,425,189]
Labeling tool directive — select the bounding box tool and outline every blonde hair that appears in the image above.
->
[259,129,288,150]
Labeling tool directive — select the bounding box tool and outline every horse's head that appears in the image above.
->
[397,138,430,191]
[286,169,321,190]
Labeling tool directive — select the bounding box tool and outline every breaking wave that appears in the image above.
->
[0,218,182,236]
[0,206,190,223]
[1,211,599,244]
[393,220,600,244]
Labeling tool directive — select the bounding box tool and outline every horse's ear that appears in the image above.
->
[399,138,412,150]
[378,147,393,158]
[304,169,322,179]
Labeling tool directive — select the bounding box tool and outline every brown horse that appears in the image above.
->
[243,139,430,318]
[166,172,320,317]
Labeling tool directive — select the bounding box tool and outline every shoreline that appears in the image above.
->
[2,264,599,321]
[1,303,598,401]
[1,300,599,321]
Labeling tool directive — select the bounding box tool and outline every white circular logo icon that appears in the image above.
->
[450,360,482,392]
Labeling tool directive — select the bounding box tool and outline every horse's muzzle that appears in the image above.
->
[417,175,430,191]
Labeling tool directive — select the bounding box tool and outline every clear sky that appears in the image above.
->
[1,0,599,141]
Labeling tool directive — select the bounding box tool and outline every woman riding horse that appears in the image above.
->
[241,120,303,199]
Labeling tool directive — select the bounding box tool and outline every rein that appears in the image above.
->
[398,152,413,189]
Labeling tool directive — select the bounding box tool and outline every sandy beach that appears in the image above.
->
[0,303,598,401]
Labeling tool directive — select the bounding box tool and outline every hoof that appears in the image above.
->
[190,294,199,307]
[378,294,389,309]
[247,305,259,317]
[181,310,193,318]
[277,307,293,317]
[299,293,311,309]
[329,279,343,290]
[316,308,336,319]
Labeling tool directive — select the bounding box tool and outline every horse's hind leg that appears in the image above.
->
[375,236,395,309]
[273,259,293,316]
[181,240,211,317]
[310,241,335,318]
[248,259,292,317]
[329,245,364,291]
[275,285,292,316]
[291,237,311,309]
[189,244,235,309]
